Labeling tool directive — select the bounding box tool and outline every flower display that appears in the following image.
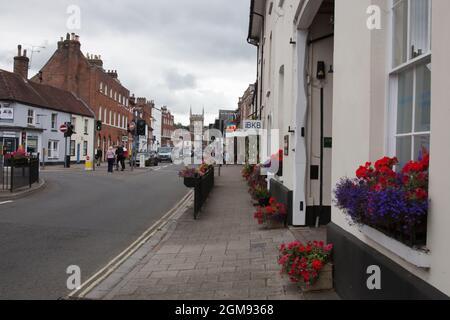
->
[334,151,430,246]
[178,163,214,178]
[278,241,333,285]
[254,197,287,225]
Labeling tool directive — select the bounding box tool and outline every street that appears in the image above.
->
[0,164,187,299]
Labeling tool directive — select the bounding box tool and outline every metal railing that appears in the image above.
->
[193,167,215,219]
[1,155,40,193]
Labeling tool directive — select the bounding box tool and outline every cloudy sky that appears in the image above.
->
[0,0,256,125]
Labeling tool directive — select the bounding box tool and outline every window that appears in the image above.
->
[27,109,35,126]
[119,94,122,104]
[70,140,76,157]
[71,117,77,132]
[104,108,108,124]
[83,141,88,156]
[392,0,431,68]
[51,113,58,130]
[84,119,89,134]
[99,107,102,121]
[99,82,103,93]
[113,112,116,127]
[104,85,108,95]
[110,89,113,98]
[48,140,59,159]
[390,0,431,169]
[109,111,112,125]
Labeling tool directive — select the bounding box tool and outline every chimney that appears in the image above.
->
[13,45,29,79]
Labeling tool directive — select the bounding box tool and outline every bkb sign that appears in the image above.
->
[243,120,263,130]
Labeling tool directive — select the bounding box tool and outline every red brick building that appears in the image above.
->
[161,106,174,147]
[135,97,154,151]
[30,33,133,159]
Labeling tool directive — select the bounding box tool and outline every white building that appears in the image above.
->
[247,0,450,299]
[152,107,162,151]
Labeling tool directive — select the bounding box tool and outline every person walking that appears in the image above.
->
[106,146,115,173]
[95,147,103,167]
[117,144,126,171]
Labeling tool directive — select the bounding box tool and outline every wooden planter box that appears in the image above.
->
[299,264,333,292]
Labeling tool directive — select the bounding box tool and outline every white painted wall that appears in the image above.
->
[331,0,450,296]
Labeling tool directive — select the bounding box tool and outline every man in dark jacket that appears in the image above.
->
[116,145,125,171]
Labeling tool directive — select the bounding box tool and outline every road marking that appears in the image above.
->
[0,201,13,205]
[68,190,194,299]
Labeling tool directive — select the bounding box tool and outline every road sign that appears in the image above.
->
[60,124,68,133]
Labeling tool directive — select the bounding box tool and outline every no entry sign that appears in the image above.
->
[60,124,68,133]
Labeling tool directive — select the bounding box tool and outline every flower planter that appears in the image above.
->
[263,217,285,230]
[258,197,271,207]
[299,264,333,292]
[184,176,200,188]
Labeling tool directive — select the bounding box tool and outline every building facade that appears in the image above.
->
[152,107,162,151]
[237,84,256,128]
[134,97,154,153]
[0,65,94,164]
[247,0,450,299]
[31,33,132,160]
[161,106,175,147]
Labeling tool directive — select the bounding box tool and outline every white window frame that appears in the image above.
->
[84,119,89,135]
[99,106,102,121]
[27,109,35,126]
[388,0,432,165]
[51,113,58,130]
[48,140,59,159]
[83,141,88,156]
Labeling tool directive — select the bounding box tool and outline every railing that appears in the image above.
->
[193,167,214,219]
[1,156,40,193]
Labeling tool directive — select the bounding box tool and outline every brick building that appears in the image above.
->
[161,106,174,147]
[237,83,255,128]
[134,97,154,152]
[30,33,133,159]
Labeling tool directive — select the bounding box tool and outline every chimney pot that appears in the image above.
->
[17,45,22,57]
[23,49,27,57]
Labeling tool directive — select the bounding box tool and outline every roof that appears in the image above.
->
[0,69,94,118]
[247,0,266,45]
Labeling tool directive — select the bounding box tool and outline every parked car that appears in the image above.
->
[157,147,173,163]
[136,151,159,167]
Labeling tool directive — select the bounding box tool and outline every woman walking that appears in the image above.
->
[106,146,115,173]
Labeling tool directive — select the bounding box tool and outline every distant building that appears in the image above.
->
[152,107,162,151]
[189,107,204,143]
[30,33,133,160]
[161,106,174,147]
[134,97,154,152]
[237,84,255,128]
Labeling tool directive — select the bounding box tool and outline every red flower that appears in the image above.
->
[415,188,428,200]
[312,260,323,271]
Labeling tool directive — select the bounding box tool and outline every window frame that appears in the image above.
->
[27,109,35,126]
[51,113,58,130]
[48,140,59,160]
[388,0,432,167]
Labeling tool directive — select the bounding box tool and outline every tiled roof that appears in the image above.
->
[0,69,94,118]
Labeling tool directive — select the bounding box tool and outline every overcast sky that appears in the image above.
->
[0,0,256,125]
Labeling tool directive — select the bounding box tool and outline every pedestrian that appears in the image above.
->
[95,147,103,167]
[106,146,115,173]
[116,144,126,171]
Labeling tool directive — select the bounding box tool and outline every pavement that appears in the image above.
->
[0,162,188,299]
[85,165,339,300]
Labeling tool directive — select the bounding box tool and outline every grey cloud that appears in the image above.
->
[165,69,197,91]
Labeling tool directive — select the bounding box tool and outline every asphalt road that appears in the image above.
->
[0,163,188,299]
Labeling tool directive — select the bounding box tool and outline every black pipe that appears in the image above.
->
[319,86,324,226]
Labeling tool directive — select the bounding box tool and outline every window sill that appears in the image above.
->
[359,225,431,269]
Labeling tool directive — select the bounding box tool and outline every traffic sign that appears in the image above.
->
[60,124,68,133]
